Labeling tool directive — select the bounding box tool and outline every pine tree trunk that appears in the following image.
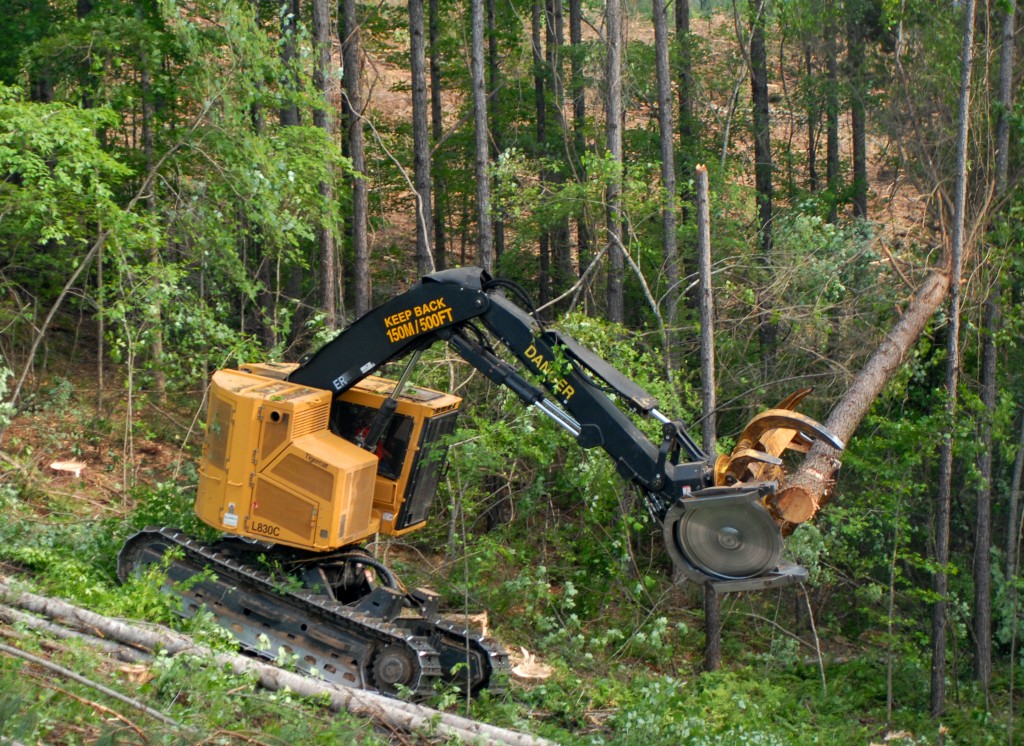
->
[846,0,868,219]
[825,3,840,224]
[749,0,776,374]
[653,0,678,337]
[471,0,494,271]
[312,0,339,327]
[931,0,974,716]
[675,0,691,141]
[546,0,573,294]
[429,0,448,271]
[568,0,589,273]
[342,0,370,315]
[973,295,996,688]
[605,0,624,324]
[488,0,506,261]
[533,0,551,303]
[696,164,721,671]
[409,0,435,275]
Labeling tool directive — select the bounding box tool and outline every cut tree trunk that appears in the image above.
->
[775,272,950,525]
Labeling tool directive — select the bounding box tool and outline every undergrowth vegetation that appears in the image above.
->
[1,312,1018,745]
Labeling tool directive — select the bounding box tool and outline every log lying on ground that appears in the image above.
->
[0,577,555,746]
[775,271,951,528]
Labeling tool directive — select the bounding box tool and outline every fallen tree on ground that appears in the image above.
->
[0,577,555,746]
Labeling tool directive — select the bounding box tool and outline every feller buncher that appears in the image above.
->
[118,267,843,697]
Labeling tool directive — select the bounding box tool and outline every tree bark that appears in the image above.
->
[749,0,776,374]
[532,0,551,303]
[472,0,494,272]
[140,52,167,404]
[930,0,974,716]
[675,0,692,144]
[409,0,435,275]
[1008,415,1024,576]
[846,0,868,218]
[568,0,589,271]
[973,294,996,688]
[342,0,370,315]
[653,0,678,335]
[604,0,624,323]
[994,0,1016,194]
[825,1,840,224]
[312,0,339,327]
[279,0,301,128]
[546,0,573,295]
[488,0,506,261]
[777,272,950,523]
[430,0,448,271]
[696,164,721,671]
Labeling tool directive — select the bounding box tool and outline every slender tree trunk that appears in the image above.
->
[488,0,506,262]
[749,0,776,375]
[995,0,1016,194]
[472,0,494,272]
[605,0,624,324]
[1009,415,1024,576]
[429,0,448,272]
[675,0,691,142]
[546,0,573,294]
[846,0,868,218]
[805,46,818,192]
[342,0,370,315]
[696,163,721,670]
[1000,2,1020,573]
[410,0,434,275]
[653,0,678,340]
[825,7,840,224]
[312,0,339,327]
[140,54,166,403]
[973,295,996,688]
[532,0,551,302]
[931,0,974,716]
[568,0,589,273]
[279,0,301,128]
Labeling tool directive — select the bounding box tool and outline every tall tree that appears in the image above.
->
[695,164,721,672]
[568,0,589,272]
[975,0,1017,688]
[487,0,505,261]
[605,0,624,323]
[532,0,552,302]
[429,0,448,271]
[409,0,434,275]
[341,0,370,315]
[749,0,776,372]
[931,0,975,716]
[824,0,840,223]
[652,0,678,330]
[546,0,573,295]
[846,0,869,218]
[674,0,692,142]
[311,0,338,327]
[471,0,494,272]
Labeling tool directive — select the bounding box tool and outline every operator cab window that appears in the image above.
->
[331,401,413,480]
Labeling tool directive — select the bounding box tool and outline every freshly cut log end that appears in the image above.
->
[767,485,818,524]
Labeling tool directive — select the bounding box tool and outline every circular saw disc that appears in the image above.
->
[669,501,782,580]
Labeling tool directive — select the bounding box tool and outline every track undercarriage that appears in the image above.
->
[117,527,508,698]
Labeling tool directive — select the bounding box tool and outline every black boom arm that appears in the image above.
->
[288,267,712,514]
